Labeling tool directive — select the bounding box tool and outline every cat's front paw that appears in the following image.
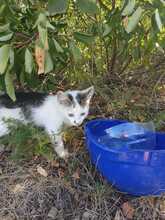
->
[55,146,69,159]
[58,149,69,159]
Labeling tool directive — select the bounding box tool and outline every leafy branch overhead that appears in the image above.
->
[0,0,164,100]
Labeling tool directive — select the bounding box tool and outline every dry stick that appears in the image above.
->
[150,72,165,109]
[103,39,110,74]
[108,37,117,78]
[119,56,132,75]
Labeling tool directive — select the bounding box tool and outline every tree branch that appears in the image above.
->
[14,33,38,49]
[112,0,116,10]
[97,0,110,11]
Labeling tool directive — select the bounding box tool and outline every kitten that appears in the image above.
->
[0,87,94,158]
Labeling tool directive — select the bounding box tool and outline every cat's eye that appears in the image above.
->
[81,112,85,116]
[68,113,74,117]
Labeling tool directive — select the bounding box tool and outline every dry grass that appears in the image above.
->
[0,149,164,220]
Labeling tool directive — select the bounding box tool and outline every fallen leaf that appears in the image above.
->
[51,160,60,168]
[122,16,129,28]
[12,184,24,193]
[72,170,80,180]
[0,214,15,220]
[82,211,94,220]
[122,202,135,219]
[58,168,65,178]
[160,200,165,220]
[114,210,124,220]
[37,165,48,177]
[122,202,134,219]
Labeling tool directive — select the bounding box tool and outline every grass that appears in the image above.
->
[0,119,54,161]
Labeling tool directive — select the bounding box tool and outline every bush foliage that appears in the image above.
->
[0,0,164,100]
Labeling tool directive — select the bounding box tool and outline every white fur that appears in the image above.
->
[0,87,94,158]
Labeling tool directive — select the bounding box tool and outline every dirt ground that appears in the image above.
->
[0,149,164,220]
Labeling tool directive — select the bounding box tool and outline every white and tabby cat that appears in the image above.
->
[0,87,94,158]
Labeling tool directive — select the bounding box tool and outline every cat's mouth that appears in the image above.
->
[73,121,82,126]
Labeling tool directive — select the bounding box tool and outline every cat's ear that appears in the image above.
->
[57,91,72,106]
[80,86,94,104]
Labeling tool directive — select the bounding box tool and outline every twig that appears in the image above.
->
[15,32,32,39]
[150,72,165,108]
[108,37,117,77]
[14,32,38,49]
[102,39,110,74]
[119,56,132,75]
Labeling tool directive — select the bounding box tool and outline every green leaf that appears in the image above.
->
[125,7,143,33]
[20,72,25,85]
[0,4,5,15]
[46,21,55,30]
[25,48,33,74]
[0,23,10,33]
[102,24,111,37]
[122,0,135,16]
[155,42,164,54]
[44,52,53,73]
[48,0,69,15]
[34,13,55,30]
[53,39,64,53]
[69,41,82,63]
[9,48,14,67]
[160,0,165,5]
[5,68,16,101]
[34,13,47,28]
[38,25,48,49]
[0,33,13,42]
[0,44,10,74]
[74,32,95,44]
[155,9,162,31]
[77,0,99,15]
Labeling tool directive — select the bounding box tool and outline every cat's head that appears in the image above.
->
[57,86,94,126]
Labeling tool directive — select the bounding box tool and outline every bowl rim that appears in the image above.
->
[84,118,165,153]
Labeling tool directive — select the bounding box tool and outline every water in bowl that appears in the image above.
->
[98,122,156,150]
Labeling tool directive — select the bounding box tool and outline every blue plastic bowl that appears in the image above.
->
[85,119,165,196]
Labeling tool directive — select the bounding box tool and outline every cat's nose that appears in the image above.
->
[74,120,81,126]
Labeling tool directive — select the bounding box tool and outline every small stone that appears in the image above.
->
[48,207,58,219]
[82,211,95,220]
[73,217,80,220]
[0,144,5,154]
